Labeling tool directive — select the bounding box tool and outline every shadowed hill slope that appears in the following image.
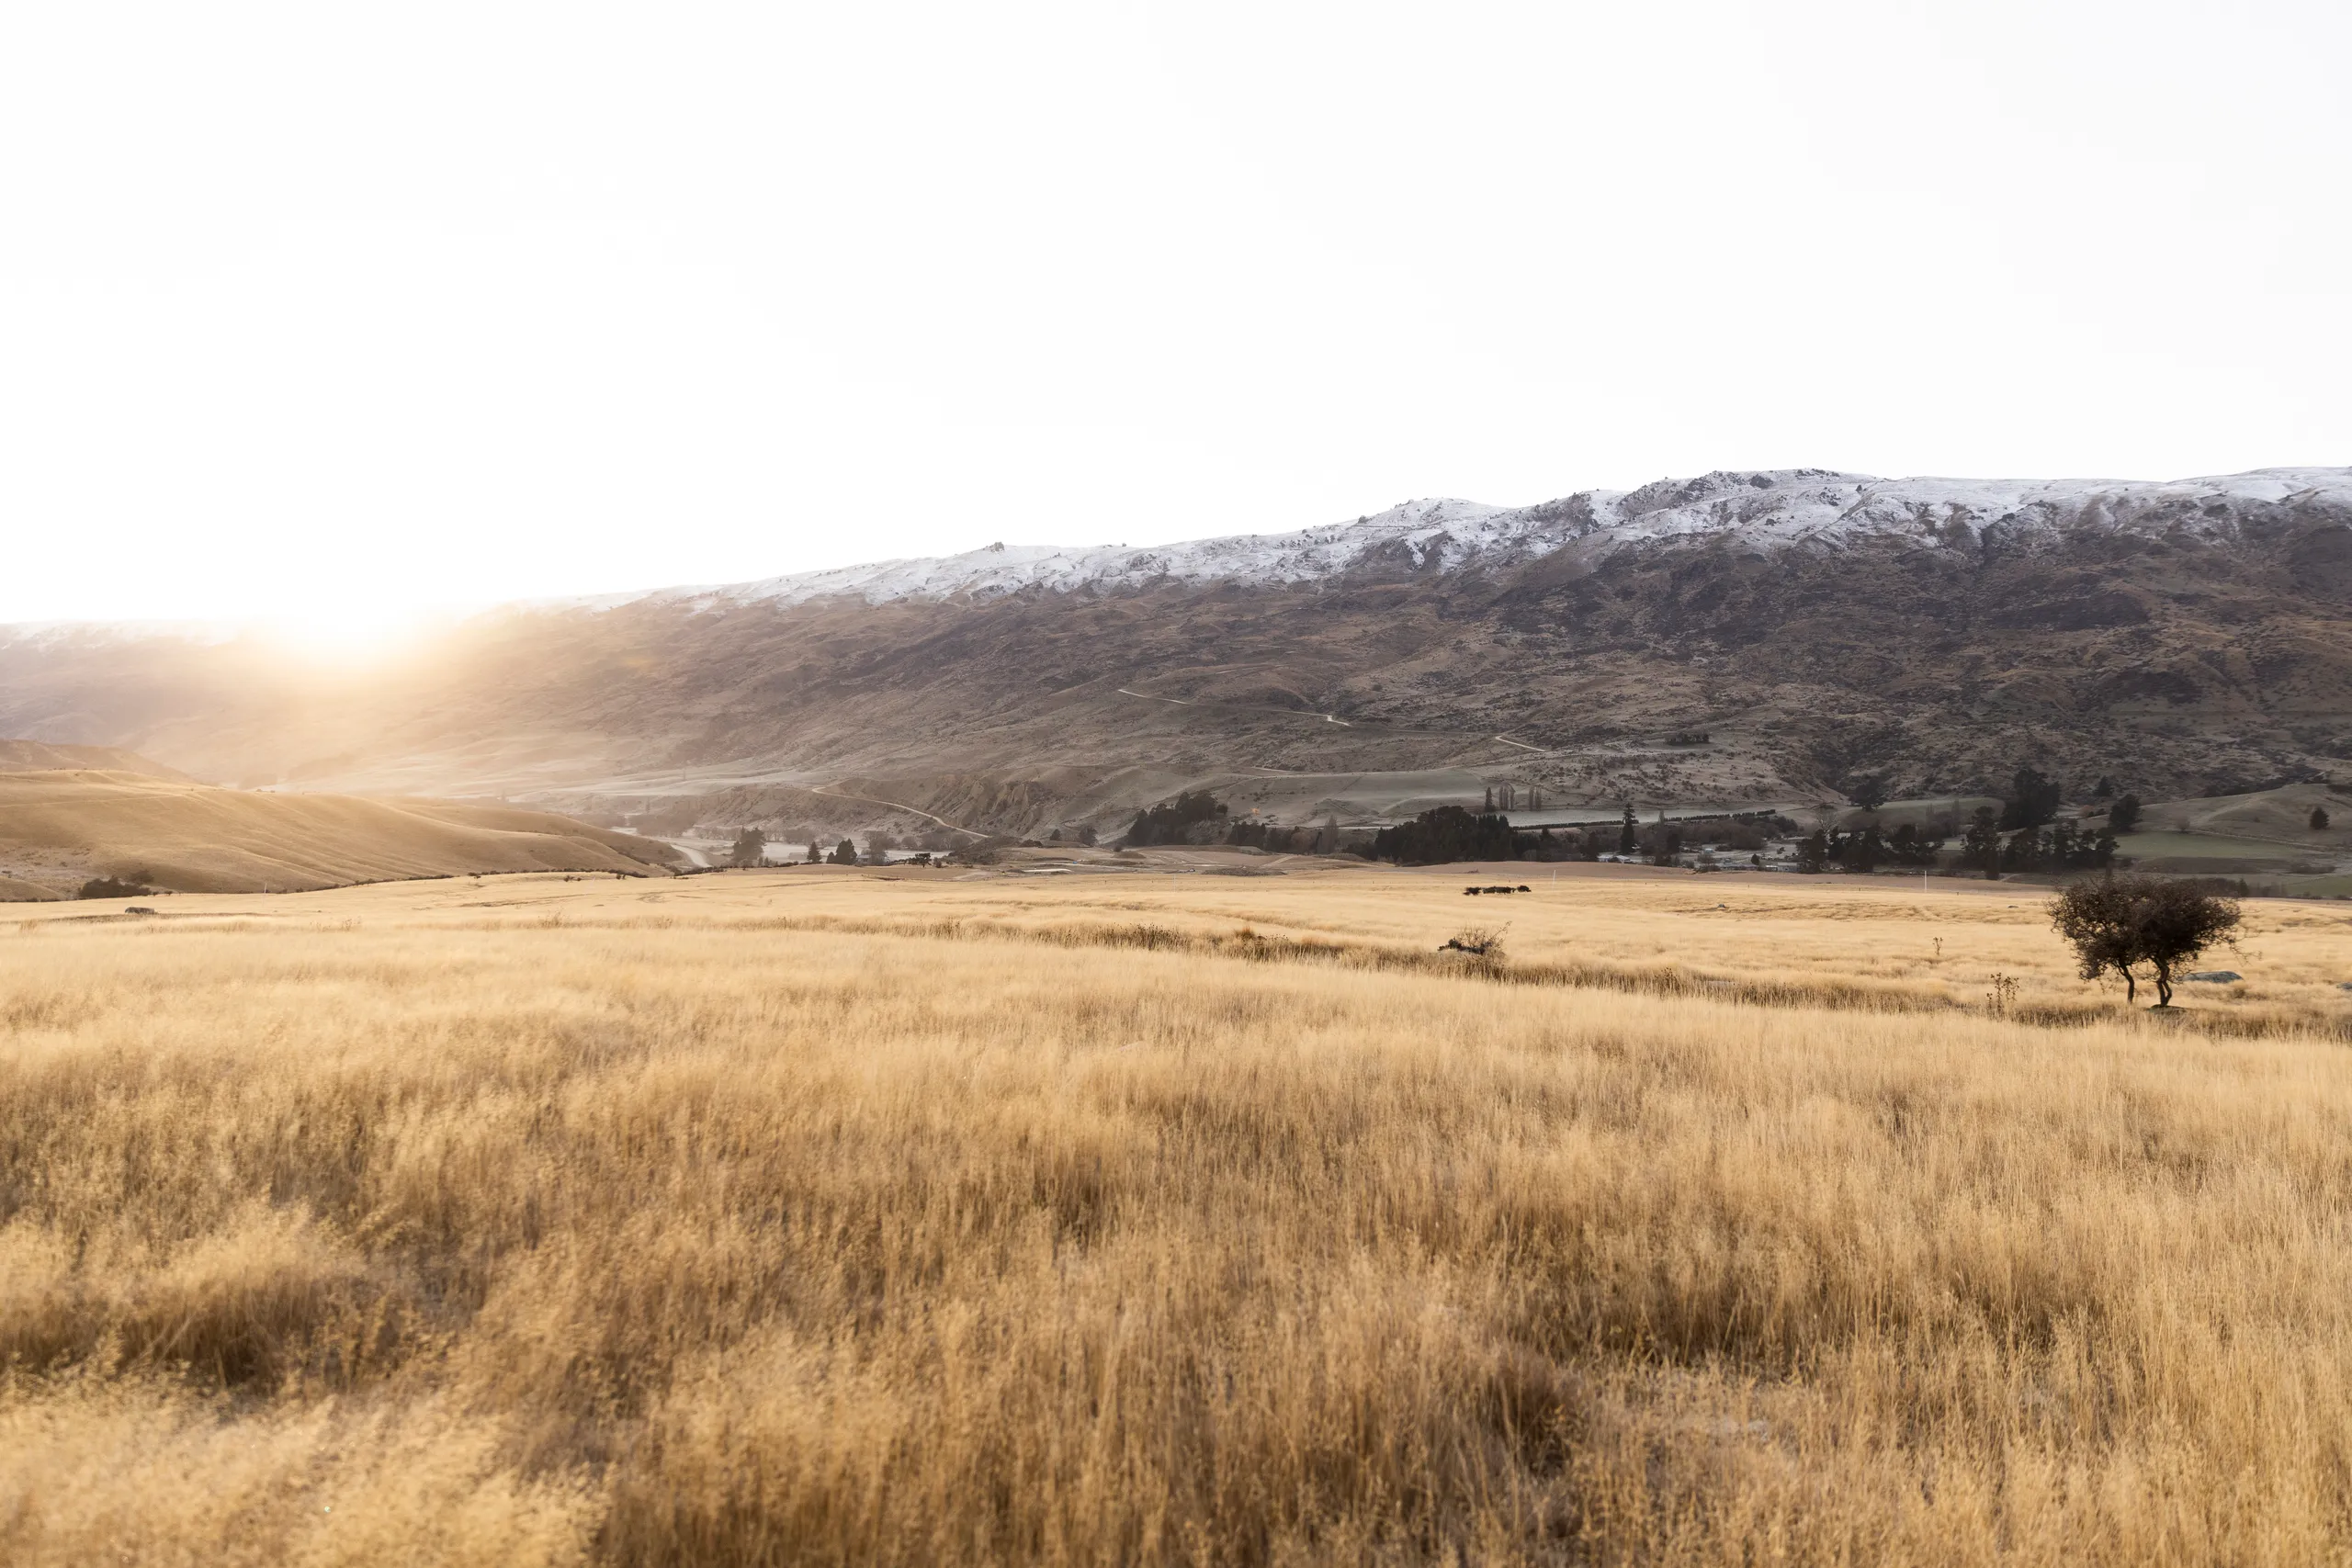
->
[0,771,681,898]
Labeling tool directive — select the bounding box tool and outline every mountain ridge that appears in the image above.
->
[552,466,2351,615]
[2,464,2346,836]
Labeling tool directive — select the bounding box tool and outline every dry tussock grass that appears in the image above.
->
[5,869,2352,1564]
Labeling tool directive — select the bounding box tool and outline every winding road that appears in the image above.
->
[809,784,989,839]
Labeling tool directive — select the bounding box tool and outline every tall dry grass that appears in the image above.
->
[6,873,2352,1564]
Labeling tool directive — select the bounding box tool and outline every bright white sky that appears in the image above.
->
[2,1,2346,635]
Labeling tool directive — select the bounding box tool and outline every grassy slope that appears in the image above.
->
[2098,784,2349,880]
[0,739,198,782]
[2111,830,2312,874]
[2120,782,2348,849]
[5,867,2352,1564]
[0,771,678,897]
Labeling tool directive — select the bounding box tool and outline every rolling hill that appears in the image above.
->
[0,739,198,781]
[0,771,682,898]
[1,466,2346,840]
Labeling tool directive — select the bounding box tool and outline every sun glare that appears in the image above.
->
[253,607,443,666]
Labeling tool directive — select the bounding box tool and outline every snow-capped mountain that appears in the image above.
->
[615,467,2352,611]
[3,463,2345,818]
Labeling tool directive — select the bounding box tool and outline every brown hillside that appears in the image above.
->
[0,738,198,782]
[0,771,681,898]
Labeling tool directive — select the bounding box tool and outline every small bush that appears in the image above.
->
[1439,927,1506,959]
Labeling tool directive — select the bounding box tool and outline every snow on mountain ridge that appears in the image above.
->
[622,467,2350,612]
[17,468,2340,645]
[636,497,1516,611]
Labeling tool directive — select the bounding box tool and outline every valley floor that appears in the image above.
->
[6,868,2352,1564]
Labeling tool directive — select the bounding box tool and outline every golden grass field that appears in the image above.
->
[0,770,679,897]
[6,861,2352,1565]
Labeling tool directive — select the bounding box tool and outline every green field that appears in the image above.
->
[2117,830,2327,871]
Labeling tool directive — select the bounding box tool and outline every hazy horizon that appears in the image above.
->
[5,1,2346,634]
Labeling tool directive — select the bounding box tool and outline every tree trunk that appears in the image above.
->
[2154,964,2173,1009]
[2122,968,2136,1005]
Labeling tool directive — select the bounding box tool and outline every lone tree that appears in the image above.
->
[2108,793,2143,834]
[2051,874,2242,1008]
[2314,805,2334,831]
[828,838,858,865]
[1845,773,1890,812]
[729,828,767,867]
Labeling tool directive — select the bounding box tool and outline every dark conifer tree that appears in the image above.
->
[1999,768,2063,830]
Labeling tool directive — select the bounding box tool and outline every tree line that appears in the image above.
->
[1367,804,1789,867]
[1125,790,1346,854]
